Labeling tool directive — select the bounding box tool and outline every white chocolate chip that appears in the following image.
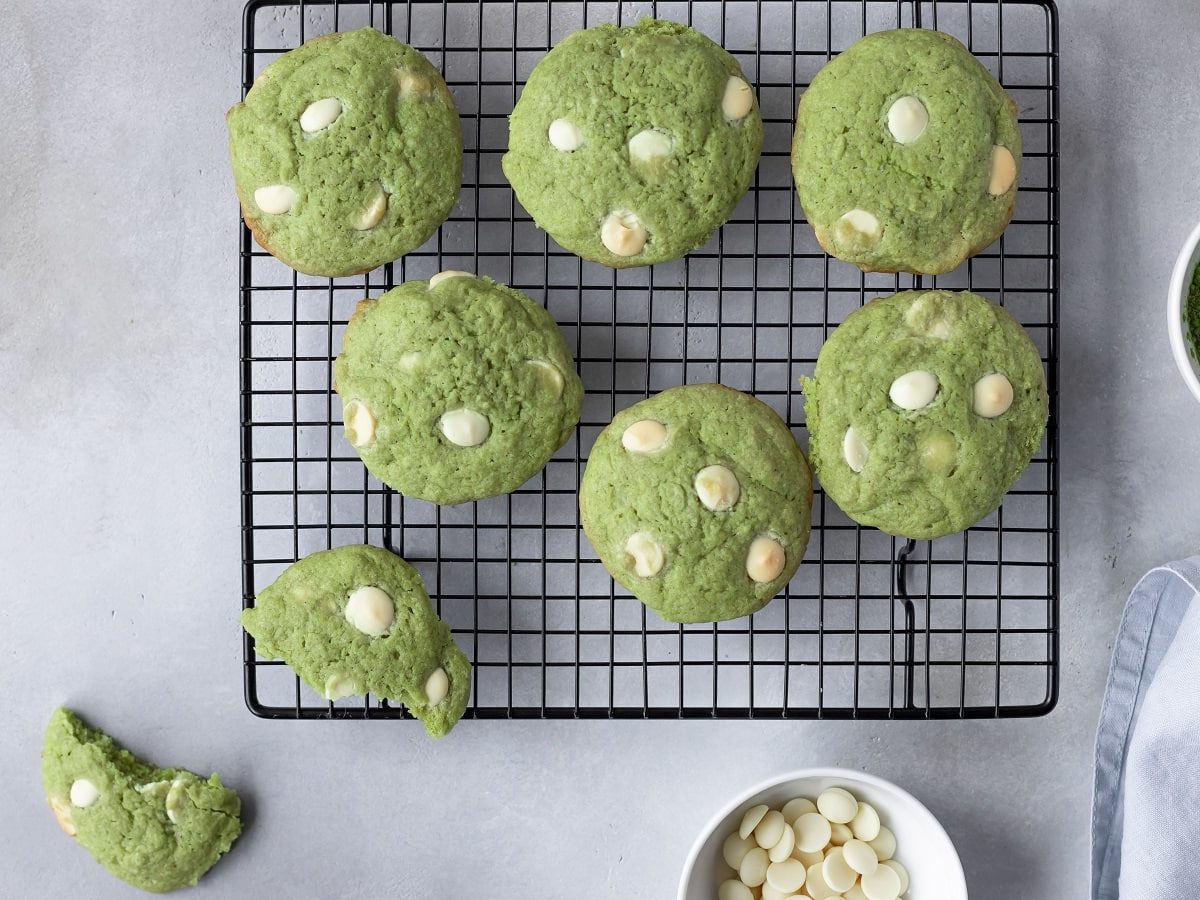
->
[792,848,825,870]
[850,802,881,842]
[868,826,896,862]
[845,885,870,900]
[889,370,940,410]
[694,464,740,511]
[822,847,858,893]
[835,209,882,247]
[624,531,665,578]
[718,880,754,900]
[440,408,490,446]
[782,797,818,823]
[829,822,853,845]
[768,820,796,863]
[345,585,395,637]
[766,858,807,894]
[254,184,299,215]
[621,419,668,454]
[323,673,358,701]
[399,351,423,372]
[723,830,758,869]
[399,71,431,98]
[754,810,786,850]
[804,861,840,900]
[989,144,1017,195]
[860,862,902,900]
[881,860,909,894]
[135,780,170,798]
[600,210,648,257]
[165,778,188,825]
[843,839,879,877]
[722,75,754,120]
[843,426,869,473]
[973,373,1014,418]
[425,667,449,706]
[793,812,832,853]
[817,788,858,824]
[526,359,565,398]
[429,270,472,288]
[903,292,954,339]
[49,797,76,836]
[746,536,785,584]
[628,128,673,166]
[739,847,770,888]
[299,97,343,133]
[343,400,377,448]
[69,779,99,809]
[548,118,583,152]
[739,804,770,840]
[886,95,928,144]
[918,428,957,476]
[355,186,388,230]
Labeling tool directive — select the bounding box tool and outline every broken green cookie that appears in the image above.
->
[41,707,241,893]
[241,544,471,738]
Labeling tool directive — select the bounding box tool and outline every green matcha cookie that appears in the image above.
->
[241,544,470,738]
[503,19,763,268]
[227,28,462,276]
[802,290,1048,539]
[791,29,1021,275]
[579,384,812,623]
[334,272,583,505]
[42,708,241,893]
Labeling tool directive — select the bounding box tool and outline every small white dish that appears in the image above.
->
[678,767,966,900]
[1168,220,1200,404]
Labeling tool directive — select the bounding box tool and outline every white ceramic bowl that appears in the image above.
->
[678,768,966,900]
[1168,220,1200,404]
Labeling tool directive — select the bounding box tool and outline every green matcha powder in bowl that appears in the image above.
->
[1167,220,1200,404]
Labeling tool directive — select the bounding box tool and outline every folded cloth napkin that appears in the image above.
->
[1093,557,1200,899]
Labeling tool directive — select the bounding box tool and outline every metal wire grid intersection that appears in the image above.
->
[240,0,1060,721]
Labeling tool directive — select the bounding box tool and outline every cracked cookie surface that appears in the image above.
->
[802,290,1048,540]
[503,18,763,268]
[227,27,462,276]
[791,28,1021,275]
[334,273,583,505]
[580,384,812,623]
[42,707,242,893]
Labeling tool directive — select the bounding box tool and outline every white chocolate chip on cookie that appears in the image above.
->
[323,673,358,701]
[440,408,490,446]
[974,373,1014,418]
[624,531,665,577]
[425,667,449,706]
[600,210,648,257]
[835,209,882,246]
[694,464,740,511]
[254,184,299,215]
[621,419,668,454]
[70,779,99,809]
[843,426,869,473]
[355,186,389,230]
[429,270,472,288]
[919,428,957,476]
[398,351,423,372]
[49,797,76,836]
[165,778,188,825]
[628,128,673,166]
[989,145,1017,195]
[746,536,785,584]
[887,95,928,144]
[343,400,377,448]
[526,359,565,398]
[299,97,343,133]
[345,585,395,637]
[889,370,940,410]
[398,71,431,98]
[722,75,754,120]
[548,118,583,152]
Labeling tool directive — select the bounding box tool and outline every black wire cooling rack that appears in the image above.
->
[240,0,1060,721]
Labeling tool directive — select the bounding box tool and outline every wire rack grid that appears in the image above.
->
[240,0,1060,721]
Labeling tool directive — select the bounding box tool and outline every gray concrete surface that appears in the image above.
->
[2,0,1198,896]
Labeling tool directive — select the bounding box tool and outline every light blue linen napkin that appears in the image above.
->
[1093,557,1200,899]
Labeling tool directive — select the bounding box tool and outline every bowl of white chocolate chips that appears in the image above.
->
[678,768,965,900]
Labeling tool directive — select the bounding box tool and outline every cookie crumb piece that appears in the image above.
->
[299,97,342,133]
[600,210,648,257]
[835,209,882,247]
[624,531,665,577]
[886,95,928,144]
[345,586,395,637]
[621,419,668,454]
[694,464,740,511]
[973,373,1014,418]
[253,184,299,215]
[988,145,1017,195]
[425,667,449,706]
[343,400,377,448]
[888,370,939,410]
[70,779,99,809]
[746,536,785,583]
[842,426,869,473]
[440,408,490,447]
[548,118,583,152]
[355,186,389,230]
[429,270,472,288]
[722,75,754,121]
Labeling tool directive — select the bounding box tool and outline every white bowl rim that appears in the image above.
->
[1168,218,1200,404]
[676,766,966,900]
